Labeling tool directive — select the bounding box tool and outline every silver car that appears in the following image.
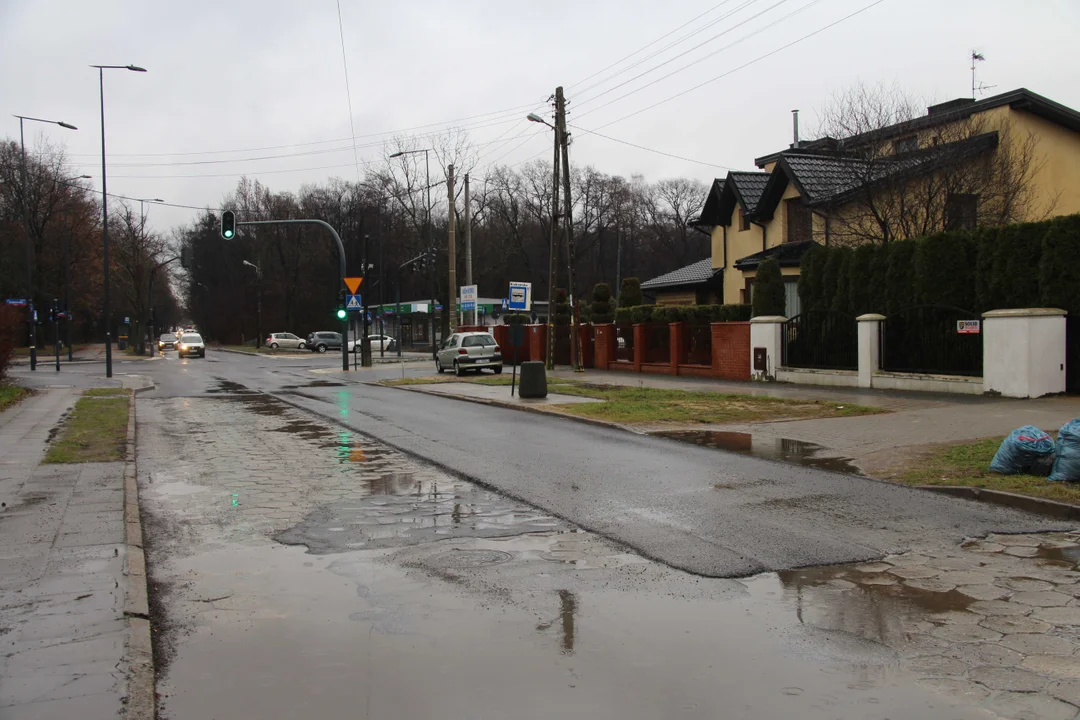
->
[177,333,205,358]
[436,332,502,376]
[266,332,306,350]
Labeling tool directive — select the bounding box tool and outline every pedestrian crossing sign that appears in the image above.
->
[346,294,362,311]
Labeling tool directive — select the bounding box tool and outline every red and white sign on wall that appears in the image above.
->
[957,320,981,335]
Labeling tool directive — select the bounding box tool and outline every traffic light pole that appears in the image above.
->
[235,219,350,372]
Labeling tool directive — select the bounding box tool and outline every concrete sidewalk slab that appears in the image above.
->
[0,387,150,719]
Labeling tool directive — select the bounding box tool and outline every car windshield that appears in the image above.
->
[181,334,203,343]
[160,334,176,341]
[462,335,496,348]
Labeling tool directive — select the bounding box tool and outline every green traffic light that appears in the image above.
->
[336,309,347,320]
[223,229,233,239]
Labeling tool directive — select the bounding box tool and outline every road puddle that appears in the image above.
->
[654,430,863,475]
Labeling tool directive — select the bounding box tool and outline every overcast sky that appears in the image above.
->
[3,0,1078,235]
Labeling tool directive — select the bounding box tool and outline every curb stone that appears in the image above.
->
[383,384,1080,523]
[125,386,155,720]
[918,485,1080,521]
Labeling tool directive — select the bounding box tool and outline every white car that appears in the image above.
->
[177,333,205,358]
[347,335,397,353]
[266,332,306,350]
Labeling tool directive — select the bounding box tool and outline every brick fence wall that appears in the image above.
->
[712,322,750,380]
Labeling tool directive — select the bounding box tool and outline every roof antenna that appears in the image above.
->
[970,50,995,98]
[792,109,799,149]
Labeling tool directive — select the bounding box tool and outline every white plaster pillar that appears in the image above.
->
[983,308,1067,398]
[857,314,885,389]
[749,316,786,381]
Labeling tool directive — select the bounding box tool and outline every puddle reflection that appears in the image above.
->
[536,589,577,655]
[655,431,863,475]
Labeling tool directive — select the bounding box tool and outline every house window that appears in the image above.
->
[945,193,979,230]
[784,280,801,319]
[739,209,750,232]
[895,135,919,153]
[785,198,812,243]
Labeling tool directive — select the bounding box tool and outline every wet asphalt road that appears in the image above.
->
[138,350,1069,578]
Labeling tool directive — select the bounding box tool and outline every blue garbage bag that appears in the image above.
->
[1049,419,1080,483]
[990,425,1055,475]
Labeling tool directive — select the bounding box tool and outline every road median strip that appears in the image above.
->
[380,376,882,426]
[44,387,130,464]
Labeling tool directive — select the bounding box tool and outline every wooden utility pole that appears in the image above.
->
[447,163,457,333]
[546,90,562,370]
[556,87,583,372]
[463,173,473,325]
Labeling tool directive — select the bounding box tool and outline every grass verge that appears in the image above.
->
[893,436,1080,504]
[0,384,31,412]
[44,389,130,463]
[382,375,880,424]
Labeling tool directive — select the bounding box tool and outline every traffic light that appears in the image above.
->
[336,290,347,320]
[180,246,192,269]
[221,210,236,240]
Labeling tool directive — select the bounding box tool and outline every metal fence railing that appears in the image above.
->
[881,305,982,377]
[615,324,634,362]
[782,311,858,371]
[684,324,713,366]
[643,323,670,364]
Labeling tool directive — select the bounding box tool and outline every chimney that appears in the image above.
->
[792,109,800,149]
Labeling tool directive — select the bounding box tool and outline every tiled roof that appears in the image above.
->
[641,258,718,289]
[733,240,815,270]
[728,172,769,214]
[781,155,868,203]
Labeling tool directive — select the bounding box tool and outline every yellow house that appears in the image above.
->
[642,88,1080,314]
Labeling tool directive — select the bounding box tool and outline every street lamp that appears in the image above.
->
[242,260,262,348]
[389,148,437,359]
[92,63,146,378]
[135,197,164,225]
[14,115,79,372]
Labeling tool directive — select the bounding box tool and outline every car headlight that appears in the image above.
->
[179,344,187,350]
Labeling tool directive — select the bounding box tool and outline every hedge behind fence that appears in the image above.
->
[614,304,752,325]
[797,213,1080,317]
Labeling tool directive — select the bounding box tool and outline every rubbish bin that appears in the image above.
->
[518,361,548,399]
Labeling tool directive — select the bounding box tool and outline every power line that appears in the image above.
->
[335,0,362,184]
[592,0,890,130]
[568,0,738,91]
[574,0,798,110]
[569,124,735,169]
[67,114,526,169]
[62,103,537,159]
[572,0,759,100]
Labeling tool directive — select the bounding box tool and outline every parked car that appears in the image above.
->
[436,332,502,376]
[307,331,343,353]
[177,333,205,358]
[158,333,178,350]
[266,332,306,350]
[347,334,397,353]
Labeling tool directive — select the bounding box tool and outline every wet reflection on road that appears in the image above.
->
[654,430,863,475]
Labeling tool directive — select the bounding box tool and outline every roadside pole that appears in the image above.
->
[464,173,473,326]
[447,164,456,334]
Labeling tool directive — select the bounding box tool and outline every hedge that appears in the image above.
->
[798,213,1079,317]
[752,258,785,317]
[502,313,530,325]
[613,304,751,325]
[619,277,643,308]
[591,283,614,324]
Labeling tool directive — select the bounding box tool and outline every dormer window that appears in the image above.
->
[895,135,919,153]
